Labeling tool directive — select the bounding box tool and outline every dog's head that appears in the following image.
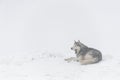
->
[71,40,81,54]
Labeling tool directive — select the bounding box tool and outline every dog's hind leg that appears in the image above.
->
[80,58,97,65]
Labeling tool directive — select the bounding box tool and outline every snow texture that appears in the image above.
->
[0,52,120,80]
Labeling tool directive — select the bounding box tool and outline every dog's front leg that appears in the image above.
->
[72,57,80,62]
[64,57,76,62]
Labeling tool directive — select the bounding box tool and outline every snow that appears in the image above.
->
[1,0,120,80]
[0,52,120,80]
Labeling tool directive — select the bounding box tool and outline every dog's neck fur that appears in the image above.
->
[75,49,80,54]
[75,44,88,57]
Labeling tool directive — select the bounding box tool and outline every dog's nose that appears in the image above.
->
[71,47,73,50]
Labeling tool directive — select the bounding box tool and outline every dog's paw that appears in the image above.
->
[64,58,72,63]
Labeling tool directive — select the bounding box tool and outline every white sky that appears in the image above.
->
[0,0,120,55]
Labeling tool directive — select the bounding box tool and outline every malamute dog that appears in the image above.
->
[65,40,102,65]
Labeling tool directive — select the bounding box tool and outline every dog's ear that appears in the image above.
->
[78,40,80,43]
[74,40,76,43]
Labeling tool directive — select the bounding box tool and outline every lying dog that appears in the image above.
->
[65,40,102,65]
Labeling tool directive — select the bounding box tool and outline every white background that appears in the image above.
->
[0,0,120,55]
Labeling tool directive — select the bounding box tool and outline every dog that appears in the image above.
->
[65,40,102,65]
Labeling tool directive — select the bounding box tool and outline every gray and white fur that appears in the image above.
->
[65,40,102,65]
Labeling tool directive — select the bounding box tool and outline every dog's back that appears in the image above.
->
[86,48,102,63]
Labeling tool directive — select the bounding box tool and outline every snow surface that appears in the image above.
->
[1,0,120,80]
[0,52,120,80]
